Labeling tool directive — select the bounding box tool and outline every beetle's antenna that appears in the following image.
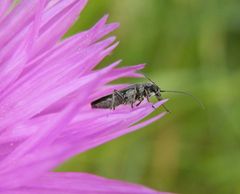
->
[143,74,157,85]
[160,90,205,109]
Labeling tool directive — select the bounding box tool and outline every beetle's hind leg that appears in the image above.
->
[130,86,138,109]
[111,89,125,110]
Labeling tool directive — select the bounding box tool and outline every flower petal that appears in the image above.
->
[0,1,169,193]
[3,172,171,194]
[31,0,88,58]
[0,0,13,22]
[0,0,88,66]
[0,0,38,48]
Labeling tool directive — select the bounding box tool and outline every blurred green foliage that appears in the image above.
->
[58,0,240,193]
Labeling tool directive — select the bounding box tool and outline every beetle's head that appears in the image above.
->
[150,83,162,100]
[143,75,204,112]
[145,82,162,100]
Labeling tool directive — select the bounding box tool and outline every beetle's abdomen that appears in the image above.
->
[91,94,123,109]
[91,97,113,109]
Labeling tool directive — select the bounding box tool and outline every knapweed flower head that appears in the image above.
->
[0,0,169,193]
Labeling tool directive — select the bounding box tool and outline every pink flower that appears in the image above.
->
[0,0,169,193]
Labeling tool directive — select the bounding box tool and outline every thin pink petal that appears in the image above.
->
[2,172,171,194]
[0,0,88,66]
[0,103,78,167]
[0,1,46,93]
[31,0,88,58]
[0,71,103,129]
[0,0,13,21]
[0,0,38,48]
[102,64,145,83]
[23,18,119,75]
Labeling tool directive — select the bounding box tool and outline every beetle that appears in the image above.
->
[91,77,204,112]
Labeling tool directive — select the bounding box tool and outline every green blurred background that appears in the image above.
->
[57,0,240,193]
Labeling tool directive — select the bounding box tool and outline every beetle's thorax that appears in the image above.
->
[143,83,160,96]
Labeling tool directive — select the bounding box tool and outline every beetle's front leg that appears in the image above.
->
[157,96,171,113]
[130,86,138,109]
[136,98,144,106]
[144,89,150,102]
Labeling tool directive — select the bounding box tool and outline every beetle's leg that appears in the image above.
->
[130,86,138,109]
[144,89,150,102]
[144,89,157,109]
[131,102,134,108]
[114,90,125,101]
[158,96,170,113]
[136,95,144,106]
[162,104,170,113]
[136,99,143,106]
[111,93,116,110]
[112,89,125,110]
